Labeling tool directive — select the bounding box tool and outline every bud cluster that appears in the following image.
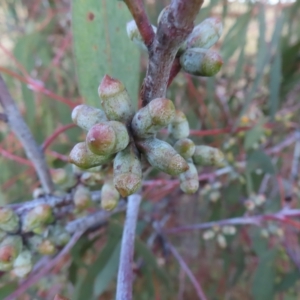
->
[126,15,223,77]
[0,203,72,278]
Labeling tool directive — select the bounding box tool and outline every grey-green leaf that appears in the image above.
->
[72,0,140,107]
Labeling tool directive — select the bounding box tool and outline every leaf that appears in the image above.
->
[0,282,18,299]
[247,150,275,175]
[72,0,140,107]
[73,222,123,300]
[256,5,267,71]
[93,242,121,297]
[275,269,300,293]
[252,249,277,300]
[244,125,264,151]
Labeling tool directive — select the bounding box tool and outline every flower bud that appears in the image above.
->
[98,75,134,123]
[182,18,222,51]
[126,20,157,51]
[73,185,92,211]
[86,121,129,156]
[173,138,195,159]
[0,207,19,233]
[32,188,45,199]
[131,98,175,139]
[51,168,68,185]
[71,104,107,131]
[101,180,120,211]
[48,225,71,247]
[137,138,188,176]
[22,204,53,233]
[80,172,104,186]
[0,236,22,271]
[193,145,225,167]
[12,250,32,277]
[113,144,142,197]
[180,48,223,77]
[168,110,190,140]
[69,142,113,169]
[179,162,199,194]
[38,239,57,255]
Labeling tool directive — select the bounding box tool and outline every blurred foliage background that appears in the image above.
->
[1,0,300,299]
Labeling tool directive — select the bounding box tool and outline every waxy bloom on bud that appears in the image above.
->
[179,162,199,194]
[113,144,142,197]
[137,138,188,176]
[12,250,32,277]
[0,207,19,233]
[168,110,190,140]
[180,48,223,77]
[173,138,195,159]
[37,240,57,255]
[71,104,107,131]
[48,225,71,247]
[86,121,129,156]
[98,75,134,123]
[101,180,120,211]
[193,145,225,167]
[22,204,53,233]
[126,20,157,51]
[69,142,113,169]
[182,17,223,51]
[131,98,175,138]
[73,185,92,211]
[0,235,22,271]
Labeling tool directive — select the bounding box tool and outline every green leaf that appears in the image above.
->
[72,0,140,107]
[0,282,18,299]
[275,269,300,293]
[247,150,275,175]
[256,5,267,71]
[244,125,264,151]
[269,49,282,120]
[252,249,277,300]
[93,242,121,297]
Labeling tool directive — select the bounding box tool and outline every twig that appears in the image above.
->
[141,0,204,105]
[167,243,208,300]
[0,75,54,194]
[4,231,83,300]
[123,0,155,49]
[0,112,7,122]
[116,194,142,300]
[165,208,300,234]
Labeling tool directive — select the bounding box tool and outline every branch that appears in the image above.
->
[0,112,7,122]
[0,75,54,194]
[123,0,155,49]
[141,0,204,105]
[116,194,142,300]
[167,243,208,300]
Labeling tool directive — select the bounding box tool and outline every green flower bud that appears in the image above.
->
[182,18,223,51]
[71,104,107,131]
[137,138,188,176]
[101,180,120,211]
[126,20,157,51]
[113,144,142,197]
[12,250,32,277]
[98,75,134,123]
[0,235,22,271]
[73,185,92,211]
[48,225,71,247]
[193,145,225,167]
[168,110,190,140]
[22,204,54,233]
[27,235,43,252]
[69,142,113,169]
[51,168,68,185]
[180,48,223,77]
[38,239,57,255]
[80,172,104,186]
[86,121,129,156]
[173,138,195,159]
[131,98,175,139]
[0,207,19,233]
[179,162,199,194]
